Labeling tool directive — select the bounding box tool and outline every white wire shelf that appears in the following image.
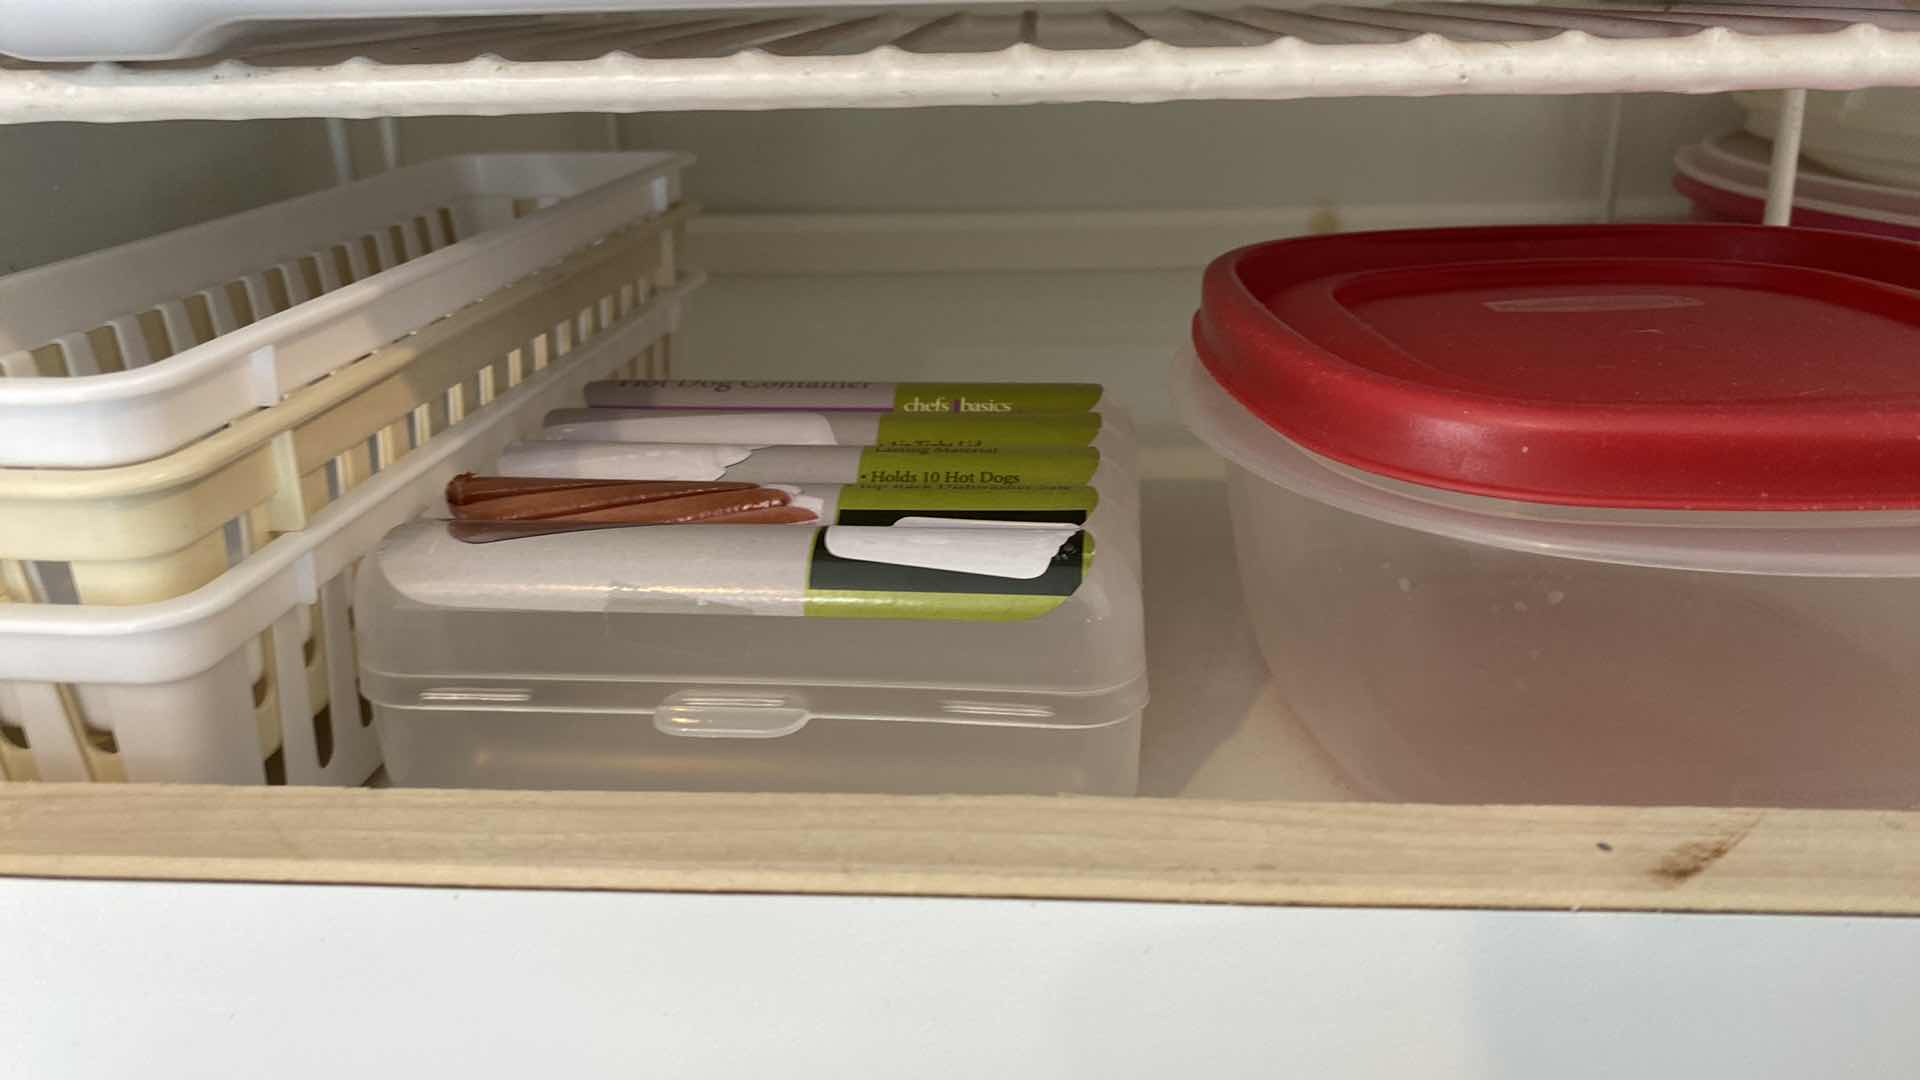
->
[3,3,1920,121]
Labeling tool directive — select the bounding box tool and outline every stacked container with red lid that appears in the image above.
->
[1178,224,1920,807]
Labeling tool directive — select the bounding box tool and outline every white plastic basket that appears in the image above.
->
[0,206,689,611]
[0,151,687,468]
[0,262,701,785]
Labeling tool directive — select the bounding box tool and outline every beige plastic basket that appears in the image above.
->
[0,207,692,783]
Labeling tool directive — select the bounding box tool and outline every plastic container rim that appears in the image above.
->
[1174,346,1920,578]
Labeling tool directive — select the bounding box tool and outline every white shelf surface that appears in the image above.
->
[6,3,1920,121]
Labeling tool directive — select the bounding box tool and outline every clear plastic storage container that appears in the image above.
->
[1673,130,1920,240]
[1180,224,1920,809]
[354,514,1146,795]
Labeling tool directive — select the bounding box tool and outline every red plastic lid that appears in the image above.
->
[1194,224,1920,510]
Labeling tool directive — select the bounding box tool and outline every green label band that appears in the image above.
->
[870,412,1102,449]
[835,483,1097,526]
[852,447,1100,487]
[893,383,1104,414]
[837,483,1099,513]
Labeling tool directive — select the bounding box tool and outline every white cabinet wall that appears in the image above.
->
[3,11,1916,1074]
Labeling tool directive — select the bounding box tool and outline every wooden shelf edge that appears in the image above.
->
[3,785,1919,914]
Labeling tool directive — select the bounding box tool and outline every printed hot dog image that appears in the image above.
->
[446,475,816,525]
[442,473,1138,565]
